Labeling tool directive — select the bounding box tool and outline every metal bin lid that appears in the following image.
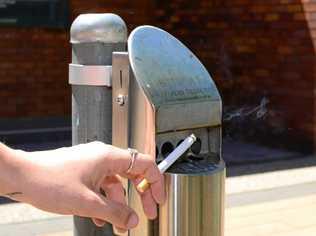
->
[128,26,222,132]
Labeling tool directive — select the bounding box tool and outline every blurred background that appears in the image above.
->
[1,0,315,165]
[0,1,316,236]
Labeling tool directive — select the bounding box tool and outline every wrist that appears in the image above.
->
[0,143,30,199]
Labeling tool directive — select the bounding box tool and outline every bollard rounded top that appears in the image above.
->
[70,13,127,44]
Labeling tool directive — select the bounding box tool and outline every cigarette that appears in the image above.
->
[136,134,197,193]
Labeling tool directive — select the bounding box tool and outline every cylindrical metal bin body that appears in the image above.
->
[159,161,225,236]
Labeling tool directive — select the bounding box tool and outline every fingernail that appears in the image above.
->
[127,214,139,228]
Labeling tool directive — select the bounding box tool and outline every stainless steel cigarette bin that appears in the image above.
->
[112,25,225,236]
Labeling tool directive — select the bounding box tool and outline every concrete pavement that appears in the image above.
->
[0,159,315,236]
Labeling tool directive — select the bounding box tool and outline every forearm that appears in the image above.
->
[0,143,28,198]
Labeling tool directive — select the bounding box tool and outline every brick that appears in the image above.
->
[308,20,316,29]
[306,12,316,20]
[282,72,301,80]
[255,69,270,77]
[206,22,229,29]
[170,16,180,22]
[280,0,294,3]
[235,45,255,53]
[293,13,306,20]
[265,13,280,21]
[302,3,316,12]
[250,5,269,13]
[287,4,304,12]
[277,46,293,55]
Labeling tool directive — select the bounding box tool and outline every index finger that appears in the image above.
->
[102,146,165,204]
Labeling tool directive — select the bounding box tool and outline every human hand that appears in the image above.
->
[9,142,165,232]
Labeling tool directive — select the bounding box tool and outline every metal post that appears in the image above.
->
[69,13,127,236]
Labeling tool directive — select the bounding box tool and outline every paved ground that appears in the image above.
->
[226,191,316,236]
[0,160,315,236]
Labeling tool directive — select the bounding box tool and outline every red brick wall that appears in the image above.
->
[70,1,153,28]
[0,0,151,118]
[152,0,316,140]
[0,0,315,144]
[0,28,70,117]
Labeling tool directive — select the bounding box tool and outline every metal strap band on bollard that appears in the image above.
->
[69,64,112,86]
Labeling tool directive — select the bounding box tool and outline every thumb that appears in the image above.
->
[84,191,139,230]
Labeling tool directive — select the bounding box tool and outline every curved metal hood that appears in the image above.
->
[128,26,222,132]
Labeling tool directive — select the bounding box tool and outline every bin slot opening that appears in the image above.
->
[161,152,220,174]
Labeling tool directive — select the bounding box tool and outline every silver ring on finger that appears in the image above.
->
[127,148,138,174]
